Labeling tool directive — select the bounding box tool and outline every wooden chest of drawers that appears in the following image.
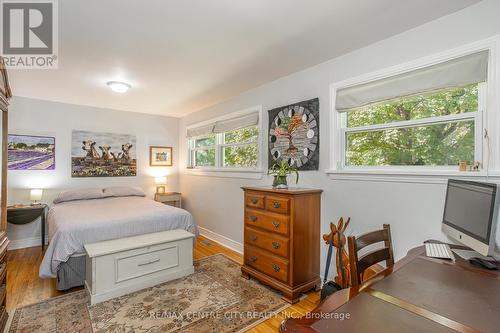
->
[241,187,322,303]
[0,234,8,330]
[0,59,11,332]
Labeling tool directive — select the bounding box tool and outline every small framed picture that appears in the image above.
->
[150,146,173,166]
[156,185,166,194]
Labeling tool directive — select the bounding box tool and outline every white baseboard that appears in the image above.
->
[198,226,243,254]
[8,236,48,250]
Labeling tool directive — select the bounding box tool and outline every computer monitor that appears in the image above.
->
[442,179,498,257]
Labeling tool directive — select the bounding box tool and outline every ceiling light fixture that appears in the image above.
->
[106,81,131,93]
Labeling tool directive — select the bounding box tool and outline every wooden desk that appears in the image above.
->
[280,243,500,333]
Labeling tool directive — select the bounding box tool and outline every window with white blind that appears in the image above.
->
[187,110,260,170]
[333,50,489,171]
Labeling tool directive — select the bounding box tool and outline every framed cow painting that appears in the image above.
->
[71,130,137,177]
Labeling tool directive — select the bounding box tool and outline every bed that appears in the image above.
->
[39,188,197,290]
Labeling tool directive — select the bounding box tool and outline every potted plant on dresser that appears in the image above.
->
[268,160,299,189]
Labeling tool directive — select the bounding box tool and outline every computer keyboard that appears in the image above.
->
[425,243,454,260]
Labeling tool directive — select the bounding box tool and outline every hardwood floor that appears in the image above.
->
[6,235,320,332]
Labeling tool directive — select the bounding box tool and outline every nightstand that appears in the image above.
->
[154,192,182,208]
[7,204,48,248]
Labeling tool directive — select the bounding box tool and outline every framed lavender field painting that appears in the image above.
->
[8,134,56,170]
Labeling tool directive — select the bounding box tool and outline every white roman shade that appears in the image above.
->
[186,112,259,138]
[336,50,489,112]
[213,112,259,134]
[186,123,215,138]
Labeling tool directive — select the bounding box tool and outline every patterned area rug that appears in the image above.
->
[9,254,290,332]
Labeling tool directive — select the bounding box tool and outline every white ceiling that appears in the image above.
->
[8,0,480,117]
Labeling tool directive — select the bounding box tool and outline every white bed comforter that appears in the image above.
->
[39,196,197,278]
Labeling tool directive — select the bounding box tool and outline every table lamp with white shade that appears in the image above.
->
[30,189,43,205]
[155,176,167,194]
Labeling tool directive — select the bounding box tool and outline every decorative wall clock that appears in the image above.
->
[268,98,319,170]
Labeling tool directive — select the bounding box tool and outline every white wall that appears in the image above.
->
[179,0,500,275]
[7,97,179,248]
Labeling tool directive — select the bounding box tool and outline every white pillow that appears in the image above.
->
[53,188,104,204]
[103,186,146,198]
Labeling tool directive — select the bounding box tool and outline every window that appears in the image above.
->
[222,126,259,167]
[334,51,488,171]
[192,134,216,167]
[344,84,480,167]
[187,111,260,170]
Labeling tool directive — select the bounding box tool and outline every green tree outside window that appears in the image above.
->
[346,84,478,167]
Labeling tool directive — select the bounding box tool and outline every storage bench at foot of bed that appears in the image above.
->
[84,229,195,305]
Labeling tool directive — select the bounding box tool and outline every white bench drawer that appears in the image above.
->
[85,230,194,305]
[116,244,179,283]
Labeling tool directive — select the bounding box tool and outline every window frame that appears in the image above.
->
[221,130,259,168]
[190,135,216,168]
[328,41,496,182]
[338,83,485,170]
[186,106,264,175]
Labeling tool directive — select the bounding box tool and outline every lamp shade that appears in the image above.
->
[155,176,167,185]
[30,189,43,201]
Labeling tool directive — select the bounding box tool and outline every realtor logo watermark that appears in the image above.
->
[1,0,58,68]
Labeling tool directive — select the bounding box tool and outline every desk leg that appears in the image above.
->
[41,209,46,249]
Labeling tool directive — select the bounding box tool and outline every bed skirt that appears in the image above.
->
[56,255,85,290]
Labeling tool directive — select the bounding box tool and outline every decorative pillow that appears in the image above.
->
[53,188,104,204]
[103,186,146,198]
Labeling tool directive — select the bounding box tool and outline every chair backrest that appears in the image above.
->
[347,224,394,288]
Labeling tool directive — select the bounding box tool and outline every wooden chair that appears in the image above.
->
[347,224,394,288]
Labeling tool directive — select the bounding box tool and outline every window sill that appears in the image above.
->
[325,168,500,184]
[185,168,264,180]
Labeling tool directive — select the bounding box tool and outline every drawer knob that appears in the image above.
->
[272,264,281,272]
[273,201,281,209]
[272,242,281,249]
[251,198,258,204]
[272,220,280,228]
[249,256,257,263]
[249,215,257,222]
[250,235,257,241]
